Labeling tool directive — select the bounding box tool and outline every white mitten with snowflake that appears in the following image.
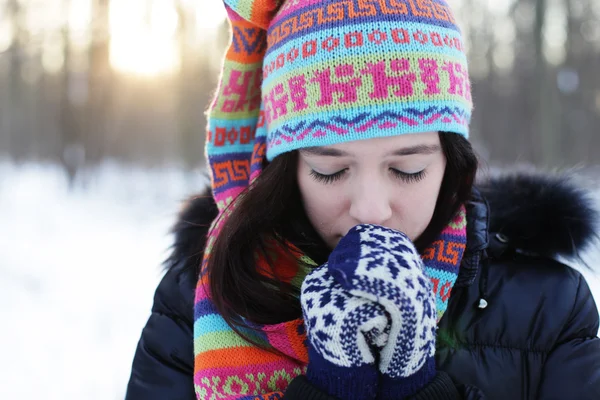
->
[301,224,437,400]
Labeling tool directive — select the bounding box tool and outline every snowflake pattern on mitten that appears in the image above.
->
[301,264,389,368]
[324,224,437,378]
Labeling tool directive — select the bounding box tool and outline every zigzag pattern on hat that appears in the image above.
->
[266,106,470,148]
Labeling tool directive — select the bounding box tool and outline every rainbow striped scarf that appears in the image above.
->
[193,208,467,399]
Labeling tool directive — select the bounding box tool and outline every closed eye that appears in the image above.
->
[309,169,347,184]
[390,169,426,183]
[309,168,426,184]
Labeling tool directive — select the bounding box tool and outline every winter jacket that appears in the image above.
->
[125,172,600,400]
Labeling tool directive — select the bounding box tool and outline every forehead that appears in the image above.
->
[301,132,441,157]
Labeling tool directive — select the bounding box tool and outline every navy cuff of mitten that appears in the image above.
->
[304,348,378,400]
[408,371,462,400]
[378,357,437,399]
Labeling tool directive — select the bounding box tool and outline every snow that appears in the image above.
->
[0,161,599,400]
[0,161,208,400]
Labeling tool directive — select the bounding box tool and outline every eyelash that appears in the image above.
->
[309,169,347,184]
[390,168,427,183]
[309,169,427,184]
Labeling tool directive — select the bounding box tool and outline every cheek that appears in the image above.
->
[395,196,433,240]
[396,166,445,239]
[297,172,346,234]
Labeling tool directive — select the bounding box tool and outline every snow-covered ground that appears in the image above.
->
[0,161,599,400]
[0,161,208,400]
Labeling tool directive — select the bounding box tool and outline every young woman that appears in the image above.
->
[126,1,600,399]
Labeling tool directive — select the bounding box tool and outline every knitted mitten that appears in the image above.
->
[300,224,437,400]
[301,262,384,400]
[326,224,437,399]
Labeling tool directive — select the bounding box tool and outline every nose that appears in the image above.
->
[348,177,393,226]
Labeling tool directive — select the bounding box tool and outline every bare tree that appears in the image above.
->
[58,0,83,184]
[86,0,112,165]
[3,0,26,159]
[175,0,216,170]
[533,0,560,166]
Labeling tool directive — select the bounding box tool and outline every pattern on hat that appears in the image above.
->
[207,0,472,210]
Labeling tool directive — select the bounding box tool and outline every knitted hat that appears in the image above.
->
[207,0,472,209]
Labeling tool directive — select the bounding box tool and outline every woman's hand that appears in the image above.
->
[301,224,437,400]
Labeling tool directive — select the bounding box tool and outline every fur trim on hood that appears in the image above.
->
[478,170,599,260]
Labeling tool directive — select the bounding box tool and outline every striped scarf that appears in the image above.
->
[193,209,466,399]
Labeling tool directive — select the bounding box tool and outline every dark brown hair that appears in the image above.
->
[205,132,477,346]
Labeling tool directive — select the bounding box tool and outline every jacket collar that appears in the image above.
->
[455,187,489,287]
[456,170,600,287]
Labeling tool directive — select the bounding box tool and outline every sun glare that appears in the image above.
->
[46,0,228,77]
[69,0,92,49]
[195,2,227,32]
[109,0,180,77]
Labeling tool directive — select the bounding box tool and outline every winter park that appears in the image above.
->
[2,1,600,399]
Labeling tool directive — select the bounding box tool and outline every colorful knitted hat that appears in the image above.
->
[207,0,472,209]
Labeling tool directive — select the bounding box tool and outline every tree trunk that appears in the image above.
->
[533,0,557,166]
[59,0,82,185]
[4,0,25,160]
[175,0,204,170]
[86,0,112,165]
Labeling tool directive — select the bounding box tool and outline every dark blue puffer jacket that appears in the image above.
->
[125,172,600,399]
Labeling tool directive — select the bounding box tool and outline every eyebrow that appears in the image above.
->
[300,144,441,157]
